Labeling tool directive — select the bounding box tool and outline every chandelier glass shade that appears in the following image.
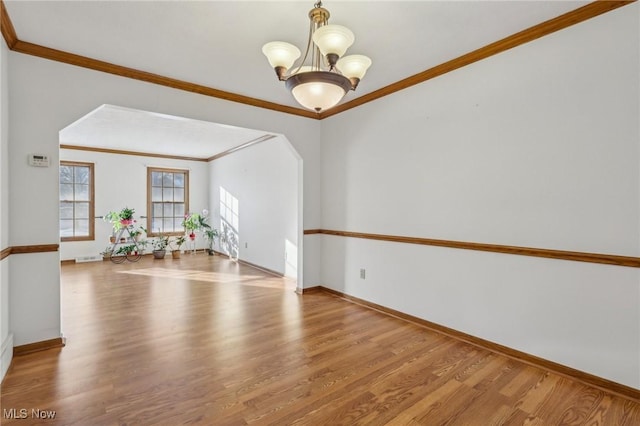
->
[262,1,371,112]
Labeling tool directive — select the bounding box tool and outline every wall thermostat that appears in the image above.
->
[28,154,50,167]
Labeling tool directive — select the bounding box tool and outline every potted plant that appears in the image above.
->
[101,246,113,261]
[115,244,137,256]
[152,234,169,259]
[104,210,123,232]
[204,228,219,255]
[129,225,146,242]
[182,213,202,241]
[136,239,149,254]
[170,235,186,259]
[118,206,135,226]
[104,207,136,232]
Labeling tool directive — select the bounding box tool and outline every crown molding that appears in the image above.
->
[60,144,209,162]
[319,0,636,119]
[0,1,636,120]
[61,134,277,163]
[0,0,17,49]
[206,134,276,162]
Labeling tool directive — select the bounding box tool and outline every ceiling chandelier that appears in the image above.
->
[262,1,372,112]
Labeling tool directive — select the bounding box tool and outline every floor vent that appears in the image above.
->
[75,255,103,263]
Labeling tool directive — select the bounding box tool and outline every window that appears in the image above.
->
[147,168,189,236]
[60,161,95,241]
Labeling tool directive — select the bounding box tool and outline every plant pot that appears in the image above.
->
[189,233,196,241]
[172,250,181,259]
[120,219,133,226]
[207,249,215,256]
[152,250,166,259]
[109,236,116,244]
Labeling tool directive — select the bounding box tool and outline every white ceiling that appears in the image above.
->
[59,104,270,159]
[6,0,590,158]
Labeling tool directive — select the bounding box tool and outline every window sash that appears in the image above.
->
[147,168,189,236]
[60,161,95,242]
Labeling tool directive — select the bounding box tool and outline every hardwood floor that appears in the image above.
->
[1,253,639,425]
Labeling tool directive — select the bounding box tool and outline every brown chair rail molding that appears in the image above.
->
[1,244,60,260]
[303,229,640,268]
[0,246,10,261]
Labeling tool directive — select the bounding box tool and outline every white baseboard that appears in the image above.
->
[1,332,14,381]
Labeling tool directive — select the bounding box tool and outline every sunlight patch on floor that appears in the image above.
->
[118,268,290,289]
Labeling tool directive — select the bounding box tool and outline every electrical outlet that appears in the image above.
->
[360,268,366,279]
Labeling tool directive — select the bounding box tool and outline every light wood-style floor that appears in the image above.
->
[1,253,639,425]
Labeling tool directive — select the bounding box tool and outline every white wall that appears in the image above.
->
[209,136,299,279]
[0,33,12,380]
[7,48,322,347]
[59,148,210,260]
[319,5,639,388]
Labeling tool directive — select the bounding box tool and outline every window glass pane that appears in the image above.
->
[152,172,163,186]
[152,187,163,202]
[163,187,173,201]
[60,166,73,183]
[162,172,173,187]
[75,184,89,201]
[60,202,74,219]
[163,203,173,217]
[60,220,74,237]
[75,202,89,219]
[151,219,162,234]
[75,219,89,236]
[153,203,163,218]
[174,218,184,231]
[174,173,185,188]
[60,183,74,200]
[174,188,184,202]
[175,203,185,218]
[163,218,173,232]
[74,166,89,184]
[151,187,163,202]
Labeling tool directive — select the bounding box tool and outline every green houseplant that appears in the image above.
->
[204,228,219,255]
[115,244,137,256]
[182,213,205,240]
[101,246,113,261]
[129,225,146,242]
[105,206,136,233]
[170,235,186,259]
[152,234,169,259]
[136,239,149,255]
